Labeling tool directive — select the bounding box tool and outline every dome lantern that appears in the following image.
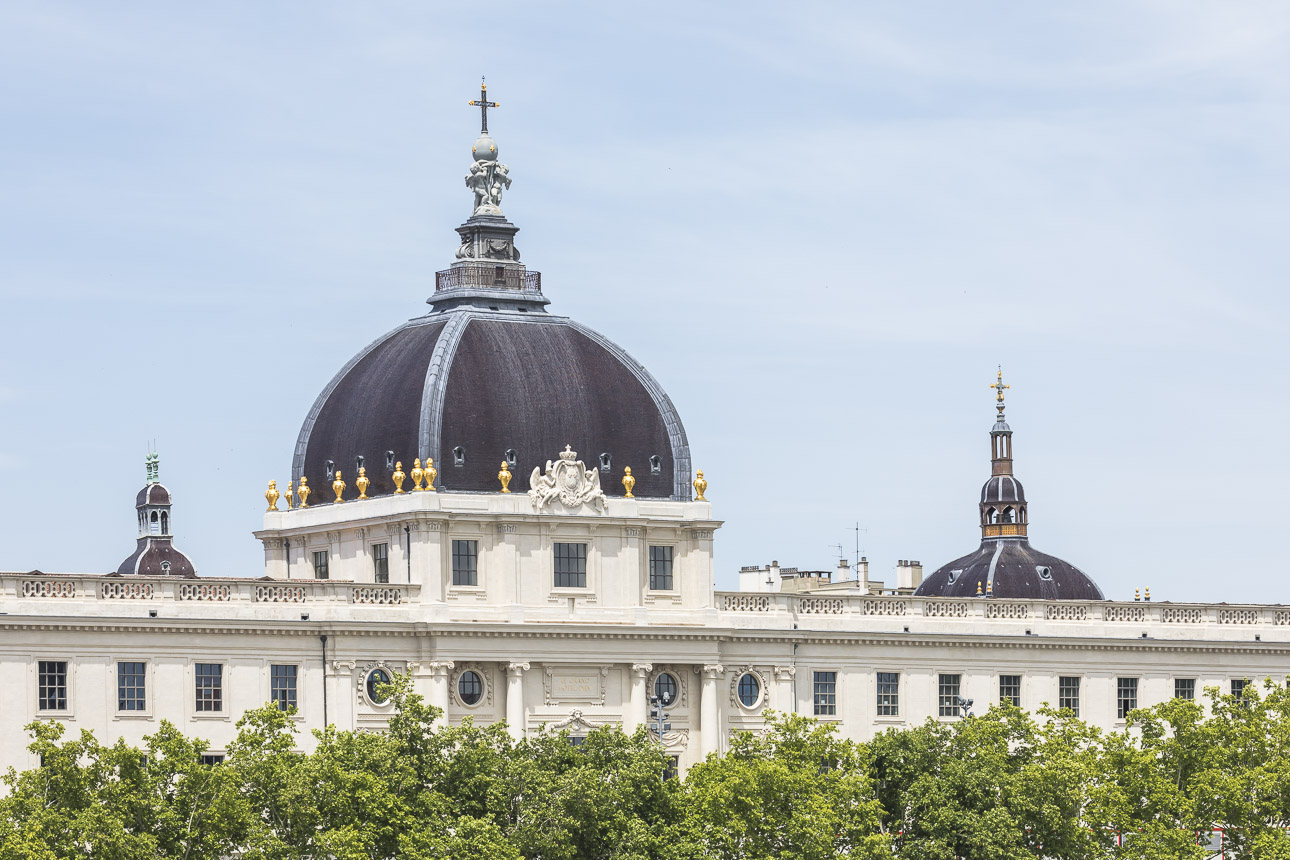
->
[117,451,197,577]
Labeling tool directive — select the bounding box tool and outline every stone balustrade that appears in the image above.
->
[1,573,417,606]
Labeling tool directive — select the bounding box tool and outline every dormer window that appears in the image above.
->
[599,453,612,472]
[1036,566,1053,581]
[160,561,171,573]
[504,448,518,467]
[649,455,661,475]
[325,460,335,481]
[453,446,466,467]
[948,569,962,585]
[385,451,396,471]
[355,455,365,473]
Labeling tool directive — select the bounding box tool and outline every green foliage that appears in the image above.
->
[3,675,1289,859]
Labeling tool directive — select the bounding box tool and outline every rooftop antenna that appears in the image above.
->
[829,544,845,562]
[854,522,868,568]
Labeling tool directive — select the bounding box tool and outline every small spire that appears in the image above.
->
[145,450,159,485]
[990,366,1010,421]
[467,76,499,134]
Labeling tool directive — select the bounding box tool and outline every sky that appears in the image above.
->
[1,2,1288,602]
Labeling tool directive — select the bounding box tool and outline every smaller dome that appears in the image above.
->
[116,538,196,578]
[916,540,1102,600]
[136,483,172,506]
[472,134,498,162]
[980,475,1025,504]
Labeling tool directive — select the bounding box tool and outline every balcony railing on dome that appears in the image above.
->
[982,523,1026,538]
[435,266,542,293]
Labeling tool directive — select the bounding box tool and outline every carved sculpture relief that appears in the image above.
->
[465,159,511,215]
[543,664,612,706]
[528,446,607,513]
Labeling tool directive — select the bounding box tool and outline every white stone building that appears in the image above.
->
[3,94,1287,777]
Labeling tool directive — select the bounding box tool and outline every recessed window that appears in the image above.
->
[458,670,483,706]
[1058,676,1081,717]
[938,674,962,717]
[195,663,223,713]
[38,660,68,711]
[654,672,678,705]
[200,754,225,766]
[663,755,679,781]
[1174,678,1196,701]
[1117,677,1139,719]
[876,672,900,716]
[1036,565,1053,581]
[312,550,329,580]
[452,540,478,586]
[385,450,396,471]
[160,560,171,573]
[1231,678,1249,700]
[504,448,518,467]
[813,671,837,716]
[649,455,661,475]
[553,542,587,589]
[567,734,586,747]
[355,455,365,472]
[999,674,1021,706]
[118,662,146,712]
[737,673,761,708]
[452,446,466,467]
[599,453,612,472]
[649,545,674,590]
[366,668,393,705]
[372,543,389,584]
[325,460,335,480]
[271,664,298,712]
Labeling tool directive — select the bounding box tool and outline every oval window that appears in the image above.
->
[654,672,678,705]
[366,668,393,704]
[737,673,761,708]
[458,670,483,706]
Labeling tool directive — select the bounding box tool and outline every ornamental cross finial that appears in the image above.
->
[467,77,499,134]
[991,366,1010,415]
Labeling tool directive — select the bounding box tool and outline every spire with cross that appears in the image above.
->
[990,366,1010,419]
[467,77,499,134]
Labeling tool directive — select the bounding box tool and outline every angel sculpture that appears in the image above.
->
[465,159,511,215]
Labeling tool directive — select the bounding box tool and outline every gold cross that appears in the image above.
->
[991,366,1009,404]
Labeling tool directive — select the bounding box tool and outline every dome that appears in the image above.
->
[293,307,692,500]
[117,464,198,577]
[136,483,172,506]
[116,539,197,578]
[917,540,1103,601]
[980,475,1025,504]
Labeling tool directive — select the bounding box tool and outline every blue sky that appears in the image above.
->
[1,3,1287,601]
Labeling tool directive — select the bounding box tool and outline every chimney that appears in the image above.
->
[834,557,849,583]
[897,559,924,590]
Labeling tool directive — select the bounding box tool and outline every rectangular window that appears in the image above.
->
[451,540,478,586]
[999,674,1021,707]
[312,550,329,580]
[372,543,389,584]
[1058,676,1081,717]
[1117,677,1139,719]
[663,755,679,780]
[876,672,900,717]
[1231,678,1248,699]
[195,663,223,713]
[199,754,225,765]
[118,661,146,712]
[1174,678,1196,700]
[938,674,962,717]
[38,661,68,711]
[648,545,674,590]
[270,664,298,712]
[553,542,587,589]
[813,671,837,716]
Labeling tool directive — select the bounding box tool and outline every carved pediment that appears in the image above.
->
[527,446,607,513]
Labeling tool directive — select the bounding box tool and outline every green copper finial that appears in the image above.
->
[145,450,159,484]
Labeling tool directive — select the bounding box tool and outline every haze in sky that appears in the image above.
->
[1,3,1287,603]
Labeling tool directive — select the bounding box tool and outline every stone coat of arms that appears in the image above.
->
[528,446,607,512]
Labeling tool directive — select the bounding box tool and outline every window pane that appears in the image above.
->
[312,550,329,580]
[1117,677,1138,719]
[195,663,223,712]
[1231,679,1248,699]
[813,671,837,716]
[999,675,1021,707]
[38,661,68,711]
[938,674,961,717]
[876,672,899,716]
[118,662,146,712]
[1058,676,1080,717]
[1174,678,1196,700]
[654,673,678,705]
[372,543,389,584]
[649,546,674,590]
[270,664,298,712]
[458,670,483,705]
[553,543,587,588]
[452,540,478,586]
[737,673,760,707]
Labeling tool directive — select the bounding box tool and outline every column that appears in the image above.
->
[428,661,454,723]
[700,664,724,757]
[774,666,796,713]
[627,663,653,733]
[505,662,529,739]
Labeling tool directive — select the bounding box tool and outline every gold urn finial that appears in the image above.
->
[284,480,295,510]
[356,466,370,500]
[622,466,635,498]
[265,480,280,512]
[298,476,311,508]
[424,457,437,492]
[1134,588,1140,602]
[498,461,512,493]
[1145,587,1150,601]
[392,461,406,493]
[987,581,993,596]
[693,469,708,501]
[976,581,983,595]
[332,470,346,503]
[410,459,425,491]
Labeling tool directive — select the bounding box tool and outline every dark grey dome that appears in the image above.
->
[135,484,172,506]
[293,307,692,500]
[980,475,1025,504]
[116,538,196,578]
[916,539,1103,600]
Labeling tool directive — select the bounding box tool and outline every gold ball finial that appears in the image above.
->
[298,476,311,508]
[266,480,280,512]
[976,581,983,595]
[498,461,512,493]
[392,461,406,493]
[622,466,635,498]
[284,480,295,510]
[693,469,708,501]
[424,457,437,492]
[332,470,346,503]
[1144,587,1150,601]
[356,466,370,500]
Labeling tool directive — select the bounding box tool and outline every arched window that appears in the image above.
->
[1002,507,1014,524]
[985,507,997,524]
[161,512,169,533]
[149,511,160,535]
